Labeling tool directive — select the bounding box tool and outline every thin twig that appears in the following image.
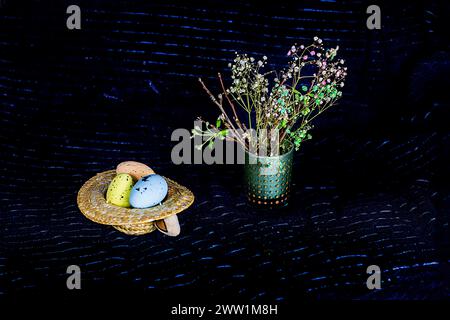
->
[198,78,247,148]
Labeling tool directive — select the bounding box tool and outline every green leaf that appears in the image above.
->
[301,107,310,116]
[216,118,222,128]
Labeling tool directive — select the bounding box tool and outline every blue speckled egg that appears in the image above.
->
[129,174,168,208]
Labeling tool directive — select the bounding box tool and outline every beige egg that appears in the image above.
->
[116,161,155,181]
[154,215,181,237]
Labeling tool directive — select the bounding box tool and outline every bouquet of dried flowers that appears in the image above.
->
[193,37,347,155]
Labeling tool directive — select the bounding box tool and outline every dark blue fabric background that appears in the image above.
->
[0,0,449,305]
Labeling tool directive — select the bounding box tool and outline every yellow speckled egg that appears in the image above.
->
[106,173,134,207]
[116,161,155,181]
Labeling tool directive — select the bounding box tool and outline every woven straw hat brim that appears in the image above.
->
[77,170,194,228]
[113,223,157,235]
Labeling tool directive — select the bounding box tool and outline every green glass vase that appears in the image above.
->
[244,145,294,209]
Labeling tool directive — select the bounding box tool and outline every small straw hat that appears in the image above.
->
[77,170,194,235]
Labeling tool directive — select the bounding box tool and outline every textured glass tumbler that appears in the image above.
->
[244,146,294,209]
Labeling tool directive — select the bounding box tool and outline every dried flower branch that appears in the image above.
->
[194,37,348,154]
